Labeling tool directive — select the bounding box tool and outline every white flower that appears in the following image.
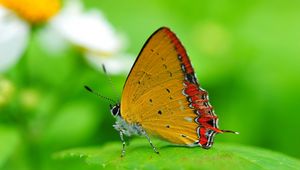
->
[42,0,133,74]
[0,0,132,74]
[0,6,29,72]
[49,1,123,54]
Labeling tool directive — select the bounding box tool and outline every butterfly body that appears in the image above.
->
[109,27,236,156]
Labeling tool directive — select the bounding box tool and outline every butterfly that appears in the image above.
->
[86,27,237,157]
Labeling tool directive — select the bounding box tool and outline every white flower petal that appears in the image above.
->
[37,26,70,56]
[0,6,30,72]
[49,0,123,54]
[85,52,133,75]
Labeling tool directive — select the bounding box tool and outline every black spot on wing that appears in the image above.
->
[185,73,198,84]
[158,110,162,115]
[163,64,167,69]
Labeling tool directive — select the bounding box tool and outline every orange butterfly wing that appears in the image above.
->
[121,27,221,147]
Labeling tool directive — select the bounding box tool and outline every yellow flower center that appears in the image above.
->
[0,0,60,24]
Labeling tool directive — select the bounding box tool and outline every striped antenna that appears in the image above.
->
[84,85,117,104]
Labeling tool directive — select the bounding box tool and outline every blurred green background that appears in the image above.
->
[1,0,300,169]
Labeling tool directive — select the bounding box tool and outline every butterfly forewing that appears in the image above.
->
[121,28,202,145]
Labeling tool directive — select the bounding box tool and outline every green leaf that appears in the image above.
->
[0,126,20,168]
[54,138,300,170]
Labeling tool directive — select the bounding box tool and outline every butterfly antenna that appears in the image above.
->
[84,85,117,104]
[101,64,120,100]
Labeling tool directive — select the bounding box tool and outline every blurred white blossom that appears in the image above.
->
[0,6,29,72]
[49,1,123,54]
[0,0,133,74]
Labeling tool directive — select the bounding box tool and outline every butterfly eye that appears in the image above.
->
[110,104,120,117]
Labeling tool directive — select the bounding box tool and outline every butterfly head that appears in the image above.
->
[110,103,120,117]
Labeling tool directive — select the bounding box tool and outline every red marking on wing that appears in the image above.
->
[163,29,194,74]
[197,115,222,133]
[183,80,222,147]
[199,127,208,146]
[184,81,206,97]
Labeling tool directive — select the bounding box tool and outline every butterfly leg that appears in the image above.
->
[119,131,126,157]
[143,131,159,154]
